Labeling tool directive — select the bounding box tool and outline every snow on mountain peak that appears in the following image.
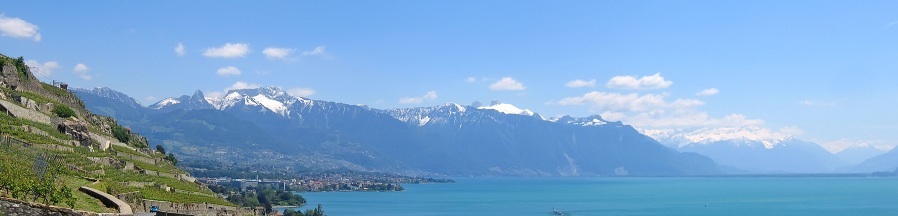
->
[150,97,180,109]
[643,126,790,149]
[477,103,534,116]
[204,86,298,116]
[252,94,289,115]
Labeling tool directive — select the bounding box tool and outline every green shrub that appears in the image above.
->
[52,104,76,118]
[111,125,130,143]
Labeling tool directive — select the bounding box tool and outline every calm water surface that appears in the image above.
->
[283,177,898,215]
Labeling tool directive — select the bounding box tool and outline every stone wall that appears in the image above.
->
[0,99,53,125]
[135,199,259,216]
[0,197,96,216]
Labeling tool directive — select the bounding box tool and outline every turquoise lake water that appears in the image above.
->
[283,177,898,215]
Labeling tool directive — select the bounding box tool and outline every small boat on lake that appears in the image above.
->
[552,207,564,215]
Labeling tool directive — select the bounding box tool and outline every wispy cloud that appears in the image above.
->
[263,47,295,60]
[24,60,59,77]
[0,15,41,42]
[489,77,526,91]
[606,73,672,90]
[565,79,596,88]
[399,91,438,104]
[301,45,328,57]
[288,87,315,98]
[559,75,763,129]
[696,88,719,96]
[72,63,92,80]
[216,66,241,77]
[203,43,250,58]
[174,42,186,56]
[887,20,898,28]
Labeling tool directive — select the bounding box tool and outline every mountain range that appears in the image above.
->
[74,86,720,176]
[645,127,889,173]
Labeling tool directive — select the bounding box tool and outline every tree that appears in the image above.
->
[257,191,272,214]
[303,204,324,216]
[166,153,178,165]
[155,145,166,155]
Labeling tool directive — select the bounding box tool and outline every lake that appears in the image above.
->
[282,177,898,215]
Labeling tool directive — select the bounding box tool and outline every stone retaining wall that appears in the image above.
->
[0,197,96,216]
[136,199,259,216]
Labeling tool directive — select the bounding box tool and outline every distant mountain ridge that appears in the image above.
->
[644,127,849,173]
[74,86,721,176]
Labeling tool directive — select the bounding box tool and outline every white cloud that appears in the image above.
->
[174,42,186,56]
[557,91,667,112]
[465,77,478,83]
[263,47,294,59]
[558,90,766,128]
[606,73,672,90]
[778,126,804,137]
[227,81,260,90]
[72,63,92,80]
[566,79,596,88]
[216,66,241,77]
[203,43,250,58]
[24,60,59,77]
[399,91,438,104]
[696,88,719,96]
[144,96,157,104]
[301,45,327,57]
[288,87,315,98]
[489,77,526,91]
[0,15,41,42]
[205,91,224,99]
[207,81,263,98]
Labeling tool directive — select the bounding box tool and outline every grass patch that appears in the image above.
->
[61,177,115,213]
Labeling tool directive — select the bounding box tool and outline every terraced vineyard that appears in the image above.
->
[0,53,236,214]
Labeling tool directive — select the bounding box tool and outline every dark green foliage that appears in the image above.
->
[156,145,166,155]
[165,153,177,165]
[257,191,272,214]
[283,209,301,216]
[304,204,325,216]
[52,104,76,118]
[15,56,28,79]
[111,125,130,143]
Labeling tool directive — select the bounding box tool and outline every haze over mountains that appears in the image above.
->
[74,86,720,176]
[74,86,896,176]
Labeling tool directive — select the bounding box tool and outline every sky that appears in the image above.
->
[2,1,898,153]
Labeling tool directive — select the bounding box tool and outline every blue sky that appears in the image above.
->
[2,1,898,152]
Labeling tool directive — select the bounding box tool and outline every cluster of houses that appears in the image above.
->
[198,175,405,192]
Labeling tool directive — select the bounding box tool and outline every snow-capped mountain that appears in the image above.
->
[148,90,214,111]
[642,126,846,173]
[477,100,535,116]
[207,86,303,116]
[643,126,789,149]
[76,86,722,176]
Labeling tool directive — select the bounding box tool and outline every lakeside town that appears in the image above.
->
[198,173,454,193]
